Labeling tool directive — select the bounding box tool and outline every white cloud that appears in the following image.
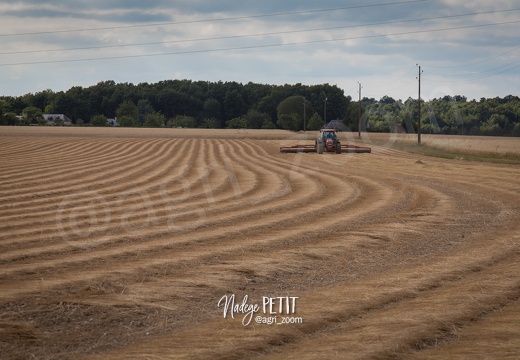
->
[0,1,519,100]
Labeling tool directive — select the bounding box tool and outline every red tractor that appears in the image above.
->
[279,128,371,154]
[316,128,341,154]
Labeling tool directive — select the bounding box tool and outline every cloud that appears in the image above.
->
[0,0,519,100]
[1,3,172,23]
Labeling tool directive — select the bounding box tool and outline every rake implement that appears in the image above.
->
[280,129,371,154]
[280,144,371,153]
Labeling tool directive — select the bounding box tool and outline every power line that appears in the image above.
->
[0,0,427,37]
[368,77,418,99]
[3,7,518,56]
[425,45,520,70]
[424,61,520,83]
[363,66,417,95]
[427,57,520,77]
[2,19,519,67]
[465,63,520,81]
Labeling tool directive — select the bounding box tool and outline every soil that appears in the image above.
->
[1,127,519,359]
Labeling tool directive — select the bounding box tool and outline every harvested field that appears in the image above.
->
[358,132,520,164]
[1,127,519,359]
[360,132,520,154]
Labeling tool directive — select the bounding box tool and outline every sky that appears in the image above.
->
[0,0,519,101]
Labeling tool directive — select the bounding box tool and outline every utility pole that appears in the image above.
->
[417,64,423,145]
[358,82,362,138]
[302,96,306,132]
[323,95,328,128]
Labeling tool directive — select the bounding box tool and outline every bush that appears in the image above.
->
[169,115,196,128]
[261,119,277,129]
[90,115,108,127]
[277,113,300,131]
[143,112,165,128]
[226,117,247,129]
[16,117,31,126]
[244,109,270,129]
[22,106,43,125]
[4,112,17,126]
[118,115,139,127]
[200,118,219,128]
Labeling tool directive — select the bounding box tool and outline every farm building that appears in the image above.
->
[43,114,72,126]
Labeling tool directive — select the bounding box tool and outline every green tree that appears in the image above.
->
[258,92,284,122]
[156,85,202,119]
[0,100,7,125]
[261,119,277,129]
[203,98,221,120]
[91,115,108,127]
[367,106,394,132]
[380,95,396,104]
[308,84,350,121]
[3,112,17,126]
[169,115,196,128]
[118,115,138,127]
[16,116,31,126]
[512,123,520,137]
[22,106,43,125]
[53,86,89,121]
[30,89,55,111]
[306,112,323,131]
[137,99,155,125]
[224,89,247,121]
[244,109,271,129]
[143,112,165,128]
[200,117,218,128]
[344,102,364,132]
[489,114,509,131]
[226,116,248,129]
[44,103,56,114]
[480,119,503,136]
[116,100,139,125]
[277,96,312,131]
[277,113,301,131]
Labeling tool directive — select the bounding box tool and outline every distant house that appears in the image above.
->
[43,114,72,126]
[325,119,344,130]
[107,118,118,126]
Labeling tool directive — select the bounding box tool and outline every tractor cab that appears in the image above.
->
[321,129,337,141]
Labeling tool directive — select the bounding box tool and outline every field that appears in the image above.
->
[1,127,520,359]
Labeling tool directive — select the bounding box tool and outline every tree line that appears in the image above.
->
[0,80,347,130]
[1,79,519,136]
[354,95,520,137]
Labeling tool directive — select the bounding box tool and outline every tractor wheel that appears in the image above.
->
[336,142,341,154]
[317,140,324,154]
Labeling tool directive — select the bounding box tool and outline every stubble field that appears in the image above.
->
[1,127,520,359]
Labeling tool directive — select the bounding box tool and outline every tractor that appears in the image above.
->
[316,128,341,154]
[279,128,371,154]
